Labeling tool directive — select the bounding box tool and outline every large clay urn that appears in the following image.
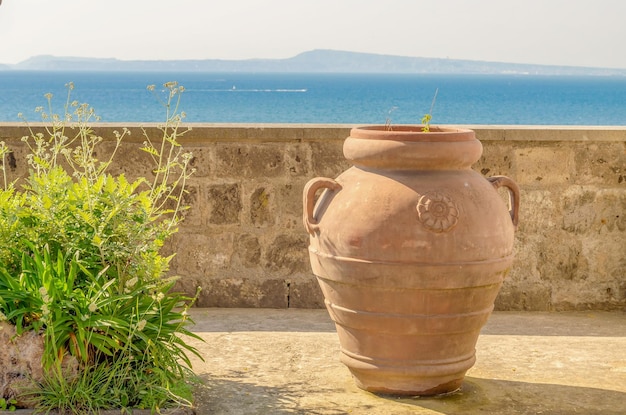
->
[303,126,519,396]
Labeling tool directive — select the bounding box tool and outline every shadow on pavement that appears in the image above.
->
[192,374,353,415]
[394,376,626,415]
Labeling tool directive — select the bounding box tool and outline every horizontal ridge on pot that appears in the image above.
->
[324,301,496,335]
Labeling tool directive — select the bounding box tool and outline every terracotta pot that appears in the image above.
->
[303,126,519,396]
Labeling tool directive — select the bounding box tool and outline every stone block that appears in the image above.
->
[514,145,575,186]
[309,141,350,178]
[174,183,202,227]
[574,142,626,185]
[187,145,214,177]
[168,232,235,277]
[206,183,242,224]
[475,141,516,178]
[536,231,588,282]
[0,322,43,406]
[264,233,310,276]
[284,144,310,176]
[494,284,552,311]
[249,187,273,226]
[215,143,285,178]
[594,189,626,232]
[287,278,325,309]
[580,232,626,286]
[0,141,28,182]
[507,233,542,283]
[276,180,310,219]
[562,186,626,234]
[551,279,626,311]
[197,278,288,308]
[233,234,262,268]
[104,141,156,180]
[516,189,558,234]
[0,322,78,408]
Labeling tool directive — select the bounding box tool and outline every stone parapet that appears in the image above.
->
[0,123,624,311]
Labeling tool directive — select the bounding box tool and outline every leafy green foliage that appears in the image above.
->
[0,397,17,411]
[27,354,197,415]
[421,88,438,133]
[0,82,201,412]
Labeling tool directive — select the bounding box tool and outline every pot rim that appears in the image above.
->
[351,125,475,142]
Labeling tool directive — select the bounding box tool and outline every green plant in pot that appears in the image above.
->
[303,92,520,396]
[0,81,202,413]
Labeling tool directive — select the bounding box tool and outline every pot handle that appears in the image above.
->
[303,177,342,235]
[487,176,520,228]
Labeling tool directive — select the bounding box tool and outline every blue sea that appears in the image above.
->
[0,71,625,125]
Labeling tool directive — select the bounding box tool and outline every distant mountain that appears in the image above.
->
[3,50,626,76]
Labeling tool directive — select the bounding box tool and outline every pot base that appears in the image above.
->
[352,371,464,396]
[341,347,472,396]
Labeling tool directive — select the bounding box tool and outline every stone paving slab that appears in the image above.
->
[2,310,624,414]
[185,309,626,415]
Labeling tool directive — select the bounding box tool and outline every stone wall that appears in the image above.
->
[0,124,624,311]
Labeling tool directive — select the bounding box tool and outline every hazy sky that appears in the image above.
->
[1,0,624,68]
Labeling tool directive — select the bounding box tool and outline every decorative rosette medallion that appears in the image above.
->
[416,192,459,233]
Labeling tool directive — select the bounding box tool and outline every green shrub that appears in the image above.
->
[0,82,202,412]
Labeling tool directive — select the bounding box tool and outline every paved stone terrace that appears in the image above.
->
[184,308,626,414]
